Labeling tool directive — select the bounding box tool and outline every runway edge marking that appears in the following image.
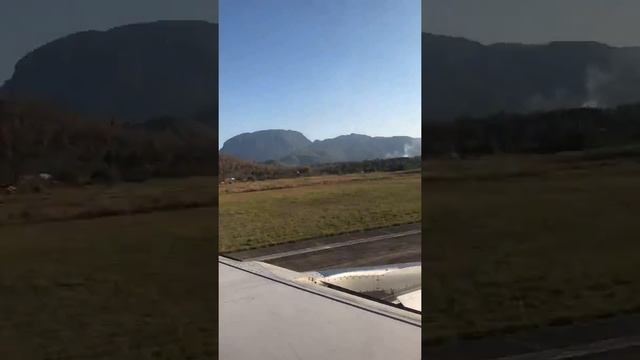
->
[492,335,640,360]
[246,229,422,262]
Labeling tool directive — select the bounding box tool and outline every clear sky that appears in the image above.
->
[219,0,421,144]
[0,0,217,84]
[423,0,640,47]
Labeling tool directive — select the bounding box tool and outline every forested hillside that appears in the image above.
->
[0,100,216,185]
[424,103,640,157]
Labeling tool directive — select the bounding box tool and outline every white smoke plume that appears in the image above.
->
[403,139,421,157]
[525,88,572,112]
[382,139,421,159]
[581,52,640,108]
[581,65,612,108]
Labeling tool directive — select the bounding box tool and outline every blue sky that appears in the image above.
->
[219,0,421,144]
[424,0,640,46]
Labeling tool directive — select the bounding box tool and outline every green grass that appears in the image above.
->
[0,171,420,357]
[0,176,218,225]
[423,156,640,341]
[1,178,219,358]
[219,172,421,252]
[8,157,638,348]
[0,207,217,359]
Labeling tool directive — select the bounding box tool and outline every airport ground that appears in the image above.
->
[423,154,640,358]
[226,154,640,347]
[0,207,218,359]
[225,222,421,271]
[226,154,640,358]
[423,312,640,359]
[0,177,221,358]
[2,156,640,358]
[218,170,421,252]
[0,171,418,358]
[423,155,640,338]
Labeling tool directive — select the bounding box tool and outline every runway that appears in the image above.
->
[424,313,640,360]
[225,222,422,272]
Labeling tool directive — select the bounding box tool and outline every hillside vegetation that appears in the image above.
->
[219,152,420,182]
[424,103,640,157]
[0,100,216,186]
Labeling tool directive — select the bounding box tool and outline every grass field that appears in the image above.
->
[423,155,640,341]
[218,171,421,252]
[0,177,218,225]
[0,171,419,358]
[6,155,638,348]
[1,178,218,359]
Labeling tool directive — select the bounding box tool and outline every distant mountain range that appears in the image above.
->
[1,20,217,123]
[423,33,640,121]
[2,21,640,131]
[220,130,421,165]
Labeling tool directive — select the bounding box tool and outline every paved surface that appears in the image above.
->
[574,345,640,360]
[225,223,422,272]
[493,336,640,360]
[424,313,640,360]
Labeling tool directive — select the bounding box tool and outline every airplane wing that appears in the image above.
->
[219,256,422,360]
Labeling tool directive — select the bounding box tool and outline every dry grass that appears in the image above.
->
[219,171,415,194]
[423,155,640,340]
[0,177,218,225]
[10,156,638,347]
[0,207,218,359]
[0,178,219,358]
[0,171,420,357]
[219,171,421,252]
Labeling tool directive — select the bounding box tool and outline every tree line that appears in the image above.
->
[0,99,217,186]
[423,103,640,157]
[220,154,421,182]
[0,99,420,187]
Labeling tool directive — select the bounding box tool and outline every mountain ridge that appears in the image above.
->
[220,129,421,165]
[422,32,640,121]
[2,23,640,139]
[1,20,218,123]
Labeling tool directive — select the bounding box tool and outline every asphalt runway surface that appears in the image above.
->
[225,222,422,272]
[424,313,640,360]
[573,345,640,360]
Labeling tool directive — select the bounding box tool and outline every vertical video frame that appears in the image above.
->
[218,0,422,359]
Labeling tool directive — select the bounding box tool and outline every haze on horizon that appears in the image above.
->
[0,0,217,84]
[424,0,640,47]
[219,0,421,145]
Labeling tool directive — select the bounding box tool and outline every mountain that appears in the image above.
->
[220,130,421,165]
[6,21,640,130]
[1,20,217,123]
[422,33,640,121]
[294,134,421,165]
[220,130,313,163]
